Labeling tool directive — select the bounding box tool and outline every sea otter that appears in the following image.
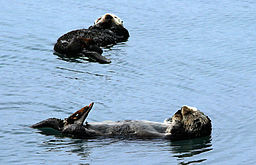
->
[54,13,129,64]
[31,103,212,141]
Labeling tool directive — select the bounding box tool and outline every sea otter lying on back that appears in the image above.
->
[54,13,129,64]
[31,103,212,141]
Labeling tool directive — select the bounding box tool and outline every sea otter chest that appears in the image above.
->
[87,120,169,138]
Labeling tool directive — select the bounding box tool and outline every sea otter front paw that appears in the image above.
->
[81,50,111,64]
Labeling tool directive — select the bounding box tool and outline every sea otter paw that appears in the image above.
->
[81,50,111,64]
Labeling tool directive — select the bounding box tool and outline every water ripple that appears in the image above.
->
[1,0,256,164]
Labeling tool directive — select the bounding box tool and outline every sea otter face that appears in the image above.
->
[94,13,123,26]
[165,105,212,139]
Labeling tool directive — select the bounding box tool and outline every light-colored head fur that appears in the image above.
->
[164,105,197,124]
[94,13,123,26]
[182,105,198,112]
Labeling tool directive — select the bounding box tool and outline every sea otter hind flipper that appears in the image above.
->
[65,102,94,125]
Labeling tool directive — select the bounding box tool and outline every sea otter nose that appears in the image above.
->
[105,14,113,20]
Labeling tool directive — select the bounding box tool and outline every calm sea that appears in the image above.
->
[0,0,255,164]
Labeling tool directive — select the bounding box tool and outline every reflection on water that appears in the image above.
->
[35,126,212,165]
[53,43,122,64]
[170,136,212,164]
[36,128,63,137]
[42,138,91,160]
[54,52,85,63]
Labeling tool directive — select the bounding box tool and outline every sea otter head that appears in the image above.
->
[94,13,123,27]
[91,13,129,41]
[165,105,212,140]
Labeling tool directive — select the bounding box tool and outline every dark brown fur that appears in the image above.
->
[53,14,129,63]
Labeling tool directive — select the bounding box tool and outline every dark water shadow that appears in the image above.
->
[44,138,91,160]
[36,128,63,137]
[169,136,212,164]
[36,128,92,160]
[54,52,112,64]
[53,41,127,64]
[34,127,212,164]
[54,52,89,63]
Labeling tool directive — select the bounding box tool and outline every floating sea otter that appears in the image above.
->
[31,103,212,141]
[54,13,129,64]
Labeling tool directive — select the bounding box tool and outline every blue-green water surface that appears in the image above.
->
[0,0,255,164]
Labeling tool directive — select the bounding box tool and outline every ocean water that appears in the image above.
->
[0,0,255,164]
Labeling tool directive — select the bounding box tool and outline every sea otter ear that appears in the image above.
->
[181,106,192,116]
[181,105,198,116]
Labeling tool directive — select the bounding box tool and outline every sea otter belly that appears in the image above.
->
[86,120,169,138]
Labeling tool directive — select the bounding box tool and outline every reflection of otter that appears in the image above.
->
[42,138,91,160]
[31,103,211,141]
[170,136,212,164]
[54,13,129,64]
